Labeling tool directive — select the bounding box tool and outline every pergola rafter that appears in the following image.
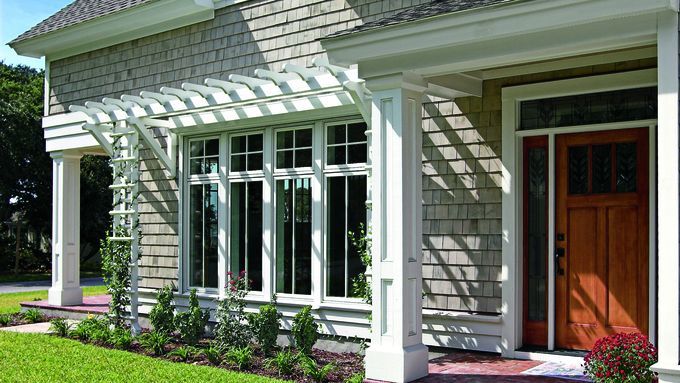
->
[66,59,372,332]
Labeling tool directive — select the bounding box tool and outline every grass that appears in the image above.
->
[0,331,288,383]
[0,271,101,284]
[0,285,108,314]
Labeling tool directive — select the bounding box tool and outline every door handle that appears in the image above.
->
[555,248,565,276]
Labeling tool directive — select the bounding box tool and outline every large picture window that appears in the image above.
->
[183,119,368,302]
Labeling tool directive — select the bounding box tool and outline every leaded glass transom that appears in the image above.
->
[520,87,657,130]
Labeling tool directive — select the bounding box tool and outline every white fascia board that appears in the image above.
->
[43,113,99,153]
[323,0,673,75]
[10,0,214,60]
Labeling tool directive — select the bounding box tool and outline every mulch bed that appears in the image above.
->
[0,312,52,327]
[75,334,364,382]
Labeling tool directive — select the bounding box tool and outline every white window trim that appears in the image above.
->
[179,116,369,310]
[500,68,658,358]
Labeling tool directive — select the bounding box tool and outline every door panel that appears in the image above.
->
[555,128,648,350]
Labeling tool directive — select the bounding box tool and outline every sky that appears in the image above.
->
[1,0,72,69]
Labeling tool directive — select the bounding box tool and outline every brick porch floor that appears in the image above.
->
[416,351,588,383]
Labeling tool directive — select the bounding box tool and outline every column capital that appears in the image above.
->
[365,71,429,93]
[50,150,83,161]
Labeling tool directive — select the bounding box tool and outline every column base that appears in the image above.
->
[653,363,680,383]
[365,343,429,383]
[48,286,83,306]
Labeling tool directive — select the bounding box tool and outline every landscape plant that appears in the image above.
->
[0,313,12,326]
[174,288,209,346]
[583,332,657,383]
[100,236,132,328]
[168,346,196,362]
[214,271,251,350]
[264,349,299,376]
[139,331,170,356]
[70,315,109,341]
[49,318,71,337]
[149,284,175,335]
[226,346,254,371]
[109,328,133,350]
[248,295,282,355]
[291,305,319,355]
[203,344,223,366]
[301,355,335,383]
[22,308,44,323]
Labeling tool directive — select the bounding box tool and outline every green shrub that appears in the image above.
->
[0,314,12,326]
[149,285,175,336]
[174,289,209,346]
[168,346,196,362]
[139,331,170,356]
[89,326,112,344]
[70,316,109,341]
[225,346,253,371]
[214,272,251,351]
[49,318,72,337]
[248,295,281,355]
[22,308,45,323]
[345,372,365,383]
[291,306,319,355]
[109,328,133,350]
[301,356,335,383]
[203,344,222,366]
[100,236,132,328]
[264,349,299,376]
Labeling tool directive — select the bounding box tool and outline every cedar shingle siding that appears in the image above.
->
[45,0,656,314]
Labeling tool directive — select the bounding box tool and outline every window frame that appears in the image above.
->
[323,119,369,172]
[183,135,223,295]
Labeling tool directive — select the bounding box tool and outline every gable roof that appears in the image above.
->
[325,0,523,39]
[9,0,155,44]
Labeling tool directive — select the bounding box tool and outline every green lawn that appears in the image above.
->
[0,332,287,383]
[0,285,108,314]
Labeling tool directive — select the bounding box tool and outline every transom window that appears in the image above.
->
[276,128,312,169]
[189,138,219,175]
[326,122,368,165]
[184,120,368,300]
[230,133,263,172]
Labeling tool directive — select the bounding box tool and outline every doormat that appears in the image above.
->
[521,362,590,382]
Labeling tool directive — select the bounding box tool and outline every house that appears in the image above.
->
[8,0,680,382]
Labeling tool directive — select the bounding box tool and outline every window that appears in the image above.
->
[231,133,263,172]
[189,138,219,174]
[276,128,312,168]
[230,181,263,291]
[276,178,312,295]
[326,175,367,297]
[326,122,367,165]
[187,137,220,289]
[324,121,368,298]
[189,183,219,288]
[183,119,368,302]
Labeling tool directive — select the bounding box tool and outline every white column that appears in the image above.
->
[48,151,83,306]
[653,10,680,383]
[365,73,429,383]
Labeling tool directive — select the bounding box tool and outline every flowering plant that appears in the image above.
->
[583,332,657,383]
[214,270,252,350]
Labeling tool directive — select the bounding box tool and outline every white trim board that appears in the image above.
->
[500,68,658,358]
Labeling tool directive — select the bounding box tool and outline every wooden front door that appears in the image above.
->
[555,128,649,350]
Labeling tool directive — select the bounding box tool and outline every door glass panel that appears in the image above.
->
[616,142,637,193]
[527,147,547,321]
[592,144,612,194]
[568,146,589,195]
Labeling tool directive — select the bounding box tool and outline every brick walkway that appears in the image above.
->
[21,295,109,315]
[418,351,587,382]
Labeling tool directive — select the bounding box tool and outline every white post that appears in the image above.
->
[653,10,680,383]
[364,73,429,383]
[48,151,83,306]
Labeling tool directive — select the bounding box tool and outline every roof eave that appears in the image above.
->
[9,0,215,60]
